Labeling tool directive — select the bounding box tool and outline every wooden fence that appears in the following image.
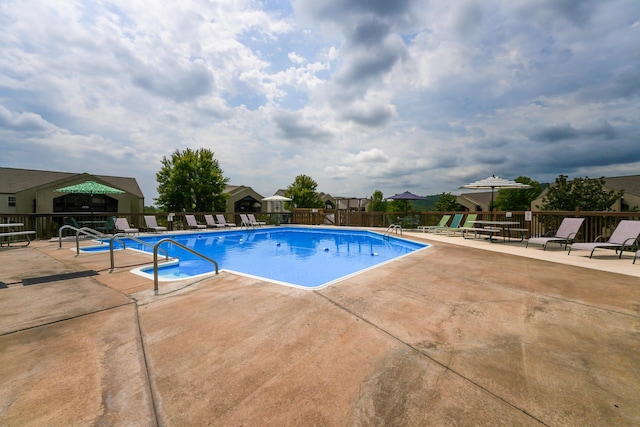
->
[2,209,640,244]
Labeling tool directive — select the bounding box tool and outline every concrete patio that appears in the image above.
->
[1,229,639,426]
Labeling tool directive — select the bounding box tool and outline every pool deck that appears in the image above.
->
[1,228,639,426]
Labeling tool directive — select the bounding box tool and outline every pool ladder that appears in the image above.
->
[108,233,170,272]
[383,224,402,237]
[152,238,219,296]
[58,225,120,255]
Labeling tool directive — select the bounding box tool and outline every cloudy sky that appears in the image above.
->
[1,0,639,204]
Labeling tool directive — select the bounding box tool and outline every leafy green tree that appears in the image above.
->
[540,175,624,211]
[494,176,542,211]
[286,174,324,208]
[155,148,229,212]
[367,190,388,212]
[434,192,462,211]
[389,199,412,213]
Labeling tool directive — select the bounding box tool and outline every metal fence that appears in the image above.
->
[2,209,640,244]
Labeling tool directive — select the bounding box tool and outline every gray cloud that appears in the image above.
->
[517,0,601,28]
[529,121,618,143]
[132,62,214,103]
[0,105,54,133]
[340,102,395,127]
[453,1,486,39]
[298,0,414,23]
[272,109,334,142]
[1,0,639,202]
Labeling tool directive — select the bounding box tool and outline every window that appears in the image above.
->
[8,196,16,207]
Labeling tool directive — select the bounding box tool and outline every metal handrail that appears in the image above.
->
[109,233,169,271]
[58,224,79,248]
[58,225,100,248]
[58,225,111,254]
[383,224,402,237]
[153,238,219,295]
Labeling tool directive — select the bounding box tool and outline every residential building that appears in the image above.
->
[530,174,640,211]
[0,167,144,215]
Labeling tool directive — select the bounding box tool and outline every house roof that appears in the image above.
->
[534,174,640,201]
[0,167,144,198]
[224,185,264,200]
[603,175,640,195]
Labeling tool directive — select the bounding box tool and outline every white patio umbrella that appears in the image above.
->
[262,195,292,224]
[261,195,292,202]
[460,175,531,215]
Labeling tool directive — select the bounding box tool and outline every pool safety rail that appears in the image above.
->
[58,225,120,255]
[383,224,403,237]
[109,233,169,271]
[153,238,219,295]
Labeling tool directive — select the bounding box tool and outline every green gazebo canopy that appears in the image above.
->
[54,181,125,195]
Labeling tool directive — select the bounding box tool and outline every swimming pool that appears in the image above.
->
[125,227,428,289]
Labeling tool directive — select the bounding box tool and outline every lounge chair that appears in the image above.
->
[248,213,266,226]
[204,214,225,228]
[144,215,167,233]
[216,214,236,227]
[185,215,206,229]
[115,218,139,235]
[526,218,584,250]
[435,213,464,235]
[634,250,639,264]
[418,215,451,233]
[448,214,477,236]
[568,220,640,258]
[239,213,255,227]
[63,217,80,229]
[96,216,116,234]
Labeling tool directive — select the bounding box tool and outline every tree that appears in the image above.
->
[434,192,462,211]
[494,176,542,211]
[388,199,412,213]
[367,190,387,212]
[285,174,324,208]
[540,175,624,211]
[155,148,229,212]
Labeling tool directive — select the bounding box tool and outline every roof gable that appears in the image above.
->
[604,175,640,196]
[0,167,144,198]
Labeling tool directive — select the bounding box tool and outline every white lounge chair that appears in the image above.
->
[568,220,640,258]
[204,214,225,228]
[216,214,236,227]
[526,218,584,250]
[185,215,206,229]
[248,213,266,226]
[239,213,254,227]
[115,218,139,235]
[144,215,167,233]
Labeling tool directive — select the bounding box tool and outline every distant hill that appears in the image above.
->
[409,195,439,211]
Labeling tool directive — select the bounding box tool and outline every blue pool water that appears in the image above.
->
[124,227,427,289]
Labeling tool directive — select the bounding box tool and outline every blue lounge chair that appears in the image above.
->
[435,214,464,234]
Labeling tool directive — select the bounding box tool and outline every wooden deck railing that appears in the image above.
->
[2,209,639,243]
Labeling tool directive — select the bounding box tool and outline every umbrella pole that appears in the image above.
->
[491,187,496,219]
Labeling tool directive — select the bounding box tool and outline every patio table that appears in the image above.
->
[464,220,528,242]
